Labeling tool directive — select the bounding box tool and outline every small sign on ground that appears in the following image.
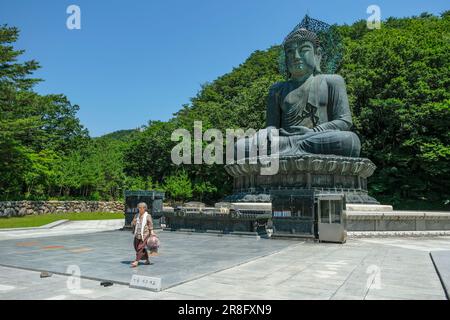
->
[129,274,161,292]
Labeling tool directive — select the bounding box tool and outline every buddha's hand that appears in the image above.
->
[265,126,278,142]
[280,126,312,136]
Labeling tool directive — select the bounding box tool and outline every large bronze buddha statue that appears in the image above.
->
[236,17,361,159]
[226,16,377,205]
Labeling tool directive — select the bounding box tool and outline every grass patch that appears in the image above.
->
[0,212,124,229]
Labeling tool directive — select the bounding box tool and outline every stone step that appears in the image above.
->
[347,211,450,219]
[348,230,450,238]
[346,204,393,211]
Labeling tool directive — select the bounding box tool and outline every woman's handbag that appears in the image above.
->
[146,233,160,255]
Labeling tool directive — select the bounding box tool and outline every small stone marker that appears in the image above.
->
[129,275,161,291]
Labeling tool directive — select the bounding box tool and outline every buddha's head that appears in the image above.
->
[283,28,322,79]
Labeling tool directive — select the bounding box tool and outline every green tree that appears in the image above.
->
[163,170,193,202]
[339,13,450,206]
[0,25,88,199]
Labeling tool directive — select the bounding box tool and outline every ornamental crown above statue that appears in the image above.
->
[235,15,361,159]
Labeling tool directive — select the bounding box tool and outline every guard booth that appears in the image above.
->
[124,190,165,230]
[317,193,347,243]
[270,190,347,243]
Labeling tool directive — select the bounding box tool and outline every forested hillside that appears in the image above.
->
[1,12,449,209]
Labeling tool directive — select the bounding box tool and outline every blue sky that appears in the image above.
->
[1,0,448,136]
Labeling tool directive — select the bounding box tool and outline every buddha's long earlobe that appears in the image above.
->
[285,62,291,79]
[314,47,323,74]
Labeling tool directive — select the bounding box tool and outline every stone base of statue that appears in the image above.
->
[224,154,379,204]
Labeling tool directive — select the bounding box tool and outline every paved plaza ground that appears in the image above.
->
[0,220,449,300]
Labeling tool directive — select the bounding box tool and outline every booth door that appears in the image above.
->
[317,196,347,243]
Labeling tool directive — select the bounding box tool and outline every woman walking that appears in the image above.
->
[130,202,153,268]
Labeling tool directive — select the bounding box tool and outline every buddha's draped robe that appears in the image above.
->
[236,74,361,159]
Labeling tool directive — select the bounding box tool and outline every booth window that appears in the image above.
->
[320,200,342,224]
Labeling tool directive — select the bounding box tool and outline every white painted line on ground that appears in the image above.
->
[70,289,93,295]
[45,295,67,300]
[0,284,15,291]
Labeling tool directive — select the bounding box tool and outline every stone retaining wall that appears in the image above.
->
[346,211,450,231]
[0,201,124,217]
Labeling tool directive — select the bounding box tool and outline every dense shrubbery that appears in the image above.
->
[1,12,449,209]
[340,13,450,208]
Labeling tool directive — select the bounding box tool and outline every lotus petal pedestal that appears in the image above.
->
[224,154,378,204]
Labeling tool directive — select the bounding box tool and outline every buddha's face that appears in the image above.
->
[284,40,318,78]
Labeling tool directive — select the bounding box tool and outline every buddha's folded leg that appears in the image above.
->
[234,128,275,160]
[296,130,361,157]
[234,129,361,160]
[234,134,258,161]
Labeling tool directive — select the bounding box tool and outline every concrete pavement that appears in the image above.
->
[0,220,448,300]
